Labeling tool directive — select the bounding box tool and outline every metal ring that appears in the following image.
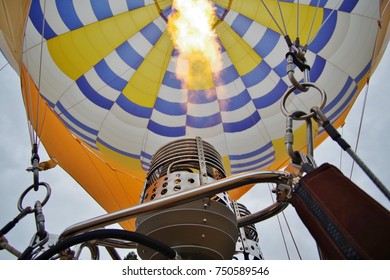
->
[281,82,327,120]
[17,182,51,213]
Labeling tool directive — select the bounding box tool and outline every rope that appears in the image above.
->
[259,0,286,36]
[275,211,290,259]
[382,0,390,18]
[20,0,49,149]
[307,0,321,44]
[22,38,36,147]
[0,62,9,72]
[313,107,390,201]
[34,0,47,147]
[281,211,302,260]
[349,79,370,180]
[276,0,288,35]
[266,182,303,259]
[307,0,344,45]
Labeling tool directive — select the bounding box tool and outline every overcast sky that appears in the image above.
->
[1,45,389,260]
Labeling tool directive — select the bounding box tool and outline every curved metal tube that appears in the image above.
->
[60,170,292,241]
[74,242,100,260]
[237,202,289,228]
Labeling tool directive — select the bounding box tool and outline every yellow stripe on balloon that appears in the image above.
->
[154,0,173,11]
[96,141,146,176]
[222,154,232,176]
[47,5,160,81]
[122,31,174,107]
[231,0,324,45]
[216,20,262,76]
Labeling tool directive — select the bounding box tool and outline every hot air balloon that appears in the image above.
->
[0,0,389,260]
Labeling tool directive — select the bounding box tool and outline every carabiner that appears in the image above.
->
[284,111,317,174]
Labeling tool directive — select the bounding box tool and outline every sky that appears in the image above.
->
[0,44,389,260]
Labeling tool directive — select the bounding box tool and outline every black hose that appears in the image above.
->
[32,229,176,260]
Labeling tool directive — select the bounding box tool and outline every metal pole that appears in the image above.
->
[59,171,291,240]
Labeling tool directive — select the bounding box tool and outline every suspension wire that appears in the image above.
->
[18,0,49,191]
[260,0,286,36]
[82,142,127,212]
[0,62,9,72]
[276,0,288,36]
[23,39,36,147]
[267,184,290,259]
[276,211,290,259]
[307,0,321,44]
[33,0,48,147]
[281,211,302,260]
[349,79,370,180]
[307,0,344,45]
[382,0,390,18]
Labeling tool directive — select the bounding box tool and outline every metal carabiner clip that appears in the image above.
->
[284,111,317,175]
[34,201,46,241]
[285,37,311,92]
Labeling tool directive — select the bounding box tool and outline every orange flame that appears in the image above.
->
[168,0,222,90]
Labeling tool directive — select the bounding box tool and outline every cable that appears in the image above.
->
[349,79,370,180]
[307,0,344,45]
[276,0,288,35]
[34,0,47,146]
[260,0,286,36]
[382,0,390,18]
[275,210,290,259]
[281,211,302,260]
[313,107,390,201]
[307,0,320,44]
[0,62,9,72]
[31,229,177,260]
[267,184,290,260]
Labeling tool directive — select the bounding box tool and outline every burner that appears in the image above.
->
[136,137,238,259]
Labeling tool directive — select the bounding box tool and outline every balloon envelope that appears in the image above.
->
[0,0,389,230]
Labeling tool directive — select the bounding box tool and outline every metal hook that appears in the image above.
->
[26,144,41,191]
[286,39,311,92]
[284,110,317,174]
[34,201,46,241]
[286,53,310,92]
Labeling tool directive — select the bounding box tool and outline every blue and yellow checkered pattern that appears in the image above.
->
[24,0,375,175]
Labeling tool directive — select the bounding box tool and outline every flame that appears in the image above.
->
[168,0,222,90]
